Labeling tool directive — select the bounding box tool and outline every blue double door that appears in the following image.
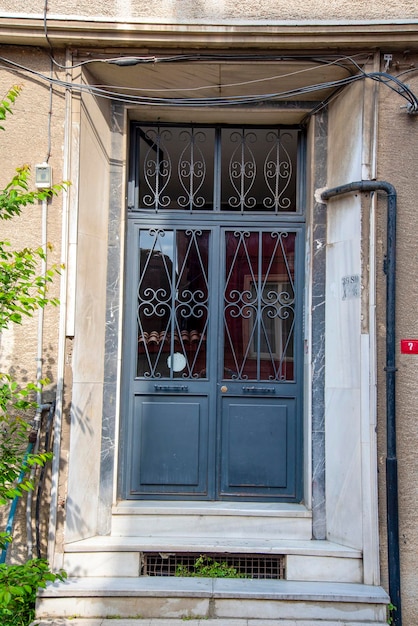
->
[123,220,304,501]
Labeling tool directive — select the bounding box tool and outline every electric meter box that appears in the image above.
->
[35,163,52,188]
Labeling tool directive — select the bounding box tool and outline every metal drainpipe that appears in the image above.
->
[321,180,401,626]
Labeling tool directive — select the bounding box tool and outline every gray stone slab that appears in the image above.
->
[38,577,389,604]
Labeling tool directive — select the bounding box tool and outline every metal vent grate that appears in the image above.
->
[142,552,286,579]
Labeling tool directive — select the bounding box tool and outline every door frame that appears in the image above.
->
[120,215,305,502]
[119,121,306,502]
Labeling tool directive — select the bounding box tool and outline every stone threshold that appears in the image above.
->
[64,536,361,559]
[32,621,388,626]
[38,577,388,604]
[112,501,311,518]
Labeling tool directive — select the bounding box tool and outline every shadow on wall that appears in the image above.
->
[62,391,96,539]
[2,374,58,565]
[1,339,95,562]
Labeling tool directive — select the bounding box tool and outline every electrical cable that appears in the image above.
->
[43,0,54,55]
[0,53,416,111]
[42,49,370,72]
[77,56,363,94]
[45,57,53,163]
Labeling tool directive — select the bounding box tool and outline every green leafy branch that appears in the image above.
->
[0,163,68,221]
[0,374,52,508]
[0,559,66,625]
[0,240,61,330]
[0,86,20,131]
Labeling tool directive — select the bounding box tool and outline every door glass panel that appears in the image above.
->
[223,230,295,381]
[137,228,210,378]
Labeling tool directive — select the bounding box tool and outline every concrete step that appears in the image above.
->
[32,618,387,626]
[35,578,389,624]
[111,502,312,540]
[62,536,362,583]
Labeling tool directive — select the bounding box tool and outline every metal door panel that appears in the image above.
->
[130,395,209,496]
[219,396,297,498]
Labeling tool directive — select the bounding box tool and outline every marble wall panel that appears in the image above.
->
[310,111,328,540]
[65,382,103,543]
[325,387,363,549]
[72,231,108,384]
[65,84,112,541]
[325,238,361,390]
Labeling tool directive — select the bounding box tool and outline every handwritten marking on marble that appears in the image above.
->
[342,275,360,300]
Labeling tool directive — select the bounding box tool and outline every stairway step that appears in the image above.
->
[36,578,389,624]
[111,502,312,540]
[64,536,360,557]
[62,537,362,582]
[32,617,387,626]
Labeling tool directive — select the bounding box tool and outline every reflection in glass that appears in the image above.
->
[136,228,209,379]
[223,230,295,381]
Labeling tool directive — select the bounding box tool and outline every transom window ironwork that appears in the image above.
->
[129,125,300,213]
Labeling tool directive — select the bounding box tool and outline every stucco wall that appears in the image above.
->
[0,47,65,380]
[0,48,66,560]
[1,0,418,21]
[376,52,418,626]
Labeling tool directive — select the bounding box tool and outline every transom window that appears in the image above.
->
[128,124,300,213]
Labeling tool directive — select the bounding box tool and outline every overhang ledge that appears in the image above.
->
[1,17,418,50]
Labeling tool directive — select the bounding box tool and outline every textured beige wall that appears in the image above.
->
[0,47,66,559]
[376,53,418,625]
[0,48,65,381]
[1,0,418,21]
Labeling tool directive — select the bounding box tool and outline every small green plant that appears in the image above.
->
[0,558,66,626]
[387,602,397,625]
[175,555,247,578]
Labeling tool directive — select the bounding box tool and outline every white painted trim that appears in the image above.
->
[48,50,73,571]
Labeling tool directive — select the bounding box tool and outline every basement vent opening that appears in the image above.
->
[141,552,286,580]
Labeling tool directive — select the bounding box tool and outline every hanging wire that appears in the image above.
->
[5,0,418,113]
[0,53,417,113]
[43,0,54,55]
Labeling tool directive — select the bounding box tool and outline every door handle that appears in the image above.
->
[154,385,189,393]
[242,386,276,395]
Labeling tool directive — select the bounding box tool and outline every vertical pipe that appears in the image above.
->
[26,198,49,559]
[47,49,72,568]
[385,189,401,622]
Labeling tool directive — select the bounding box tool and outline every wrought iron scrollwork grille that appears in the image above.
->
[130,125,299,213]
[137,228,210,379]
[223,230,295,381]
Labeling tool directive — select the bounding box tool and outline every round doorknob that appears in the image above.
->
[220,385,228,393]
